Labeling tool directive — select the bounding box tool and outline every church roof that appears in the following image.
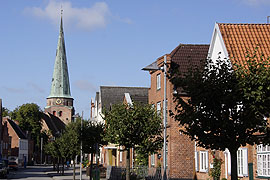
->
[48,16,72,99]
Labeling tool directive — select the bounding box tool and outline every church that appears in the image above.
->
[42,15,75,137]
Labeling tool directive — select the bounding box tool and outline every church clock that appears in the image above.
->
[56,99,62,105]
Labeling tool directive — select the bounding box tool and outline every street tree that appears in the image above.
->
[169,55,270,180]
[103,103,163,180]
[57,120,80,178]
[82,121,107,180]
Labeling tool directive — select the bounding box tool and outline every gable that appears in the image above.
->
[208,23,229,63]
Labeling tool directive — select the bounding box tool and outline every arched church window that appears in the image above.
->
[53,111,56,116]
[59,111,62,117]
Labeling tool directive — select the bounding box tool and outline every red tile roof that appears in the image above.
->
[218,23,270,66]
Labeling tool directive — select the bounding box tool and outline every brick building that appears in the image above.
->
[2,117,28,165]
[144,23,270,180]
[143,44,209,179]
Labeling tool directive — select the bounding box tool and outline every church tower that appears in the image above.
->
[45,15,74,124]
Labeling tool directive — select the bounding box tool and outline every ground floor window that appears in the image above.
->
[199,151,208,172]
[257,144,270,177]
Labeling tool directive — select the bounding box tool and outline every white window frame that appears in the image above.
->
[199,151,208,172]
[195,151,199,171]
[238,148,248,177]
[151,154,155,167]
[157,102,161,115]
[257,144,270,177]
[119,147,123,162]
[157,74,161,90]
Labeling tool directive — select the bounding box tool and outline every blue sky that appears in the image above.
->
[1,0,270,118]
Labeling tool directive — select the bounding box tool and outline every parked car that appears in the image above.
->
[8,161,18,170]
[0,162,8,178]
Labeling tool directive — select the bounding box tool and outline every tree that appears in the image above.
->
[82,121,107,180]
[12,104,42,140]
[169,56,270,180]
[2,107,10,117]
[57,120,80,178]
[103,103,163,180]
[11,103,42,153]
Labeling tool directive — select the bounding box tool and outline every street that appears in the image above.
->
[6,166,52,180]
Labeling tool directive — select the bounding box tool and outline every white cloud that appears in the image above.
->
[242,0,270,6]
[25,1,110,31]
[74,80,97,92]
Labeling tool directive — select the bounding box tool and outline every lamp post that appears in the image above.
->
[162,55,167,180]
[80,111,83,180]
[141,55,168,180]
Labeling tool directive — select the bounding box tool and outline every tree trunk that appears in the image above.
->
[126,149,130,180]
[62,158,65,175]
[57,157,59,173]
[90,152,94,180]
[53,157,55,171]
[230,149,238,180]
[73,158,76,180]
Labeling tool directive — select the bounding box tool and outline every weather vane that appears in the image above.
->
[61,5,63,16]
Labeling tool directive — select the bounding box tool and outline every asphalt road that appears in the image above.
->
[6,166,52,180]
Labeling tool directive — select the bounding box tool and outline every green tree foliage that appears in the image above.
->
[82,120,107,180]
[12,103,42,148]
[104,103,163,180]
[169,55,270,180]
[2,107,10,117]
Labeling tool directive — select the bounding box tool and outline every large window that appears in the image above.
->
[157,74,161,90]
[199,151,208,172]
[257,144,270,177]
[237,148,248,177]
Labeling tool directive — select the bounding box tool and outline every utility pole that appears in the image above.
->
[80,111,83,180]
[163,55,167,180]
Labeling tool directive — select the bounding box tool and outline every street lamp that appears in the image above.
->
[142,55,168,180]
[162,55,167,180]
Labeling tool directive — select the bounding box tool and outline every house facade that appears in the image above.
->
[91,86,148,167]
[3,117,28,165]
[144,23,270,180]
[205,23,270,180]
[144,44,209,179]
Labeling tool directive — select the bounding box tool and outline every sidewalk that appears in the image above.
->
[44,165,106,180]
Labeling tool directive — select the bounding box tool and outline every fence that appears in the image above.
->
[106,166,169,180]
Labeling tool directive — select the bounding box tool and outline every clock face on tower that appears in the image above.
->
[56,99,62,105]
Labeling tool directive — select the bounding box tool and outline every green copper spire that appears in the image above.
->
[48,15,72,99]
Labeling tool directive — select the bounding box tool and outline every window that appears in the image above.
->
[53,111,56,116]
[199,151,208,172]
[157,102,161,115]
[257,144,270,177]
[120,147,123,162]
[157,74,161,90]
[151,154,155,167]
[237,148,248,177]
[59,111,62,117]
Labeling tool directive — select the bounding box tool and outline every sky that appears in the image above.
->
[1,0,270,119]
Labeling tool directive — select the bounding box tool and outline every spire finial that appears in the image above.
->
[61,6,63,16]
